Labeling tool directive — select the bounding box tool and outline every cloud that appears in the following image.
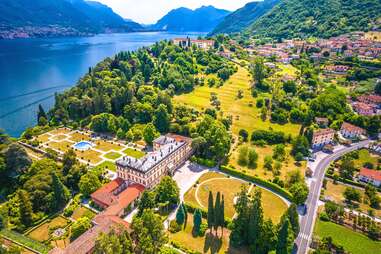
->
[97,0,254,24]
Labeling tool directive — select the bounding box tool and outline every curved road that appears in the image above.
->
[295,140,371,254]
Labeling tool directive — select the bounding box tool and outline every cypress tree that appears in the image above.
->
[248,189,263,252]
[276,219,292,254]
[37,104,47,124]
[230,186,249,247]
[176,204,185,226]
[207,191,214,231]
[51,172,70,211]
[193,209,202,235]
[214,192,221,233]
[182,202,188,229]
[220,195,225,235]
[18,190,33,227]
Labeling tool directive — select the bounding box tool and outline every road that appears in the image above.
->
[295,140,371,254]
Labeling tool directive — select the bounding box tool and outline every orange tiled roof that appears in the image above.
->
[341,122,366,134]
[313,128,335,137]
[90,178,125,207]
[360,168,381,181]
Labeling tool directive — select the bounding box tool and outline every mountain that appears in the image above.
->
[0,0,143,38]
[211,0,280,35]
[247,0,381,39]
[152,5,230,32]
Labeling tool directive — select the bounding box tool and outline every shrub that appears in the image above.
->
[319,212,330,221]
[199,223,208,237]
[169,220,182,233]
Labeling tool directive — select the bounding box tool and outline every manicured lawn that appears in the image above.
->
[93,161,117,172]
[51,134,68,141]
[123,148,145,159]
[46,140,74,153]
[229,144,306,182]
[184,172,288,222]
[74,149,103,164]
[49,128,71,135]
[0,229,51,254]
[323,179,381,218]
[36,133,51,143]
[174,65,301,136]
[104,152,122,160]
[28,217,69,242]
[94,140,123,152]
[169,213,248,254]
[314,219,381,254]
[71,206,96,221]
[68,132,90,142]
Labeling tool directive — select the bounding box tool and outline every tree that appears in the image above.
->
[79,171,102,197]
[37,104,48,126]
[94,226,133,254]
[143,123,160,145]
[138,191,156,216]
[283,203,300,237]
[155,176,179,208]
[273,144,286,161]
[239,129,249,142]
[214,192,221,232]
[230,186,249,247]
[193,209,202,235]
[220,195,225,234]
[276,219,293,254]
[289,182,309,205]
[17,190,33,227]
[71,217,92,240]
[248,189,263,252]
[207,191,214,231]
[4,143,31,175]
[261,220,277,254]
[291,136,310,157]
[248,148,258,169]
[51,172,70,211]
[251,58,267,90]
[62,149,77,175]
[238,146,249,166]
[343,187,361,203]
[375,82,381,96]
[131,209,167,254]
[264,156,273,170]
[176,204,185,226]
[339,158,356,179]
[153,104,170,133]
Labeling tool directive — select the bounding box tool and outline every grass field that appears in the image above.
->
[174,65,301,136]
[94,140,123,152]
[36,133,51,143]
[69,132,90,142]
[51,134,68,141]
[28,217,69,242]
[323,179,381,218]
[49,128,71,135]
[229,144,306,182]
[93,161,117,172]
[47,141,74,153]
[123,148,145,158]
[71,206,96,221]
[75,149,102,164]
[353,149,379,169]
[104,152,122,160]
[169,213,248,254]
[314,219,381,254]
[184,172,288,222]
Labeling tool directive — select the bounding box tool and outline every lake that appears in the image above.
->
[0,32,204,137]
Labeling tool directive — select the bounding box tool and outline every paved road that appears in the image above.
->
[295,140,371,254]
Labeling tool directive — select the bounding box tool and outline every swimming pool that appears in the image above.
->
[73,141,93,151]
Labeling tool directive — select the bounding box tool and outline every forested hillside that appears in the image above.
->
[152,6,230,32]
[211,0,279,35]
[247,0,381,39]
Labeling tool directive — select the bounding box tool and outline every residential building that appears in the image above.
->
[352,102,376,116]
[358,168,381,187]
[116,134,193,189]
[312,128,335,149]
[340,122,366,139]
[357,94,381,106]
[324,65,350,74]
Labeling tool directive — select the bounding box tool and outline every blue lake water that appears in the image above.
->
[0,32,203,137]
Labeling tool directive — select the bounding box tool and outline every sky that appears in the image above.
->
[97,0,254,24]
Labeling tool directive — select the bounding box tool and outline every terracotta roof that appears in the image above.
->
[341,122,366,134]
[358,94,381,104]
[90,178,125,207]
[359,168,381,182]
[313,128,335,137]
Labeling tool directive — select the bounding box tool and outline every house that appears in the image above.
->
[340,122,367,139]
[90,178,144,216]
[352,102,376,116]
[324,65,350,74]
[358,168,381,187]
[172,38,214,50]
[315,117,329,128]
[357,94,381,106]
[312,128,335,149]
[116,134,193,189]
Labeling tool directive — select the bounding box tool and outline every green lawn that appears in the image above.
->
[314,219,381,254]
[174,65,300,136]
[123,148,145,159]
[71,206,96,221]
[104,152,122,160]
[93,161,117,172]
[354,149,379,169]
[0,229,51,254]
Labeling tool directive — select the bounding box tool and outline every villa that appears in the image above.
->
[340,122,367,139]
[172,38,215,50]
[116,134,193,189]
[358,168,381,187]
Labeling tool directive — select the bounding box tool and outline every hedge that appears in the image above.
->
[220,165,293,201]
[325,173,381,193]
